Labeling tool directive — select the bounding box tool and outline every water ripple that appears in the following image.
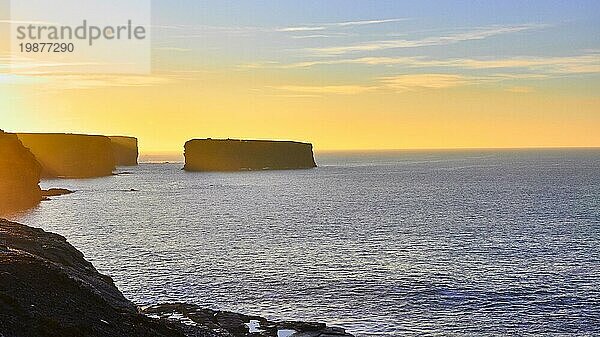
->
[11,149,600,336]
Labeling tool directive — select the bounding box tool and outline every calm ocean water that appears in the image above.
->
[10,149,600,336]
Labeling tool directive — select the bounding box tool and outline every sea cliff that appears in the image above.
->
[184,139,317,172]
[0,131,42,214]
[17,133,115,178]
[109,136,139,166]
[0,219,354,337]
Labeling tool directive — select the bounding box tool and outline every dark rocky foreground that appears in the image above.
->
[143,303,353,337]
[0,219,354,337]
[184,139,317,172]
[0,131,42,213]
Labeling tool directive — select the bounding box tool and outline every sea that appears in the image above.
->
[9,149,600,336]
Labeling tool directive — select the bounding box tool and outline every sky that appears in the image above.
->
[1,0,599,152]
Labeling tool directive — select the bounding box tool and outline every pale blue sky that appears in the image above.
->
[152,0,600,57]
[150,0,600,93]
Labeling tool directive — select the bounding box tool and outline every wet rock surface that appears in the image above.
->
[142,303,354,337]
[0,219,354,337]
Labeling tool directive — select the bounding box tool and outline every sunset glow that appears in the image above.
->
[1,1,599,152]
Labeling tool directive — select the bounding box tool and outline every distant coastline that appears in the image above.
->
[136,147,600,165]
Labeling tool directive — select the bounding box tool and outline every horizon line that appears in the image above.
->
[139,145,600,155]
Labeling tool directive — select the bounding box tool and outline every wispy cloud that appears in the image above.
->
[271,74,475,95]
[277,26,326,32]
[1,55,104,72]
[310,24,547,55]
[0,73,47,85]
[279,56,421,68]
[53,75,172,89]
[0,52,207,89]
[0,19,54,25]
[155,24,272,38]
[237,61,281,69]
[264,93,321,98]
[291,34,338,39]
[1,54,189,89]
[0,73,174,89]
[272,84,376,95]
[277,18,406,33]
[336,19,406,27]
[154,47,192,52]
[268,71,556,96]
[155,18,406,37]
[379,74,469,91]
[506,86,534,93]
[273,52,600,75]
[435,54,600,74]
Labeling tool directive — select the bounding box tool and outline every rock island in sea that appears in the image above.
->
[184,139,317,172]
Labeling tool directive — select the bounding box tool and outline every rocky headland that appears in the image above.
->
[0,131,42,214]
[17,133,116,178]
[109,136,139,166]
[0,218,354,337]
[184,139,317,172]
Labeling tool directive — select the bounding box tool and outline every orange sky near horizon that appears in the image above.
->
[4,79,599,153]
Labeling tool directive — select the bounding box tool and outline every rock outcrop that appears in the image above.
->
[109,136,139,166]
[0,131,42,214]
[0,219,354,337]
[184,139,317,172]
[41,188,74,197]
[0,219,212,337]
[17,133,115,178]
[144,303,354,337]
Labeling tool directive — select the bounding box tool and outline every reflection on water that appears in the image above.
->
[11,149,600,336]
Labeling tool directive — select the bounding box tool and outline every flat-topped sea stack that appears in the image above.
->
[17,133,115,178]
[109,136,139,166]
[184,139,317,172]
[0,131,42,213]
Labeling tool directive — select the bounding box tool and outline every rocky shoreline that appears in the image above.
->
[0,218,353,337]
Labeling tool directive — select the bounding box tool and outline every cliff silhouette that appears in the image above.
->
[0,131,42,213]
[184,139,317,172]
[109,136,139,166]
[17,133,116,178]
